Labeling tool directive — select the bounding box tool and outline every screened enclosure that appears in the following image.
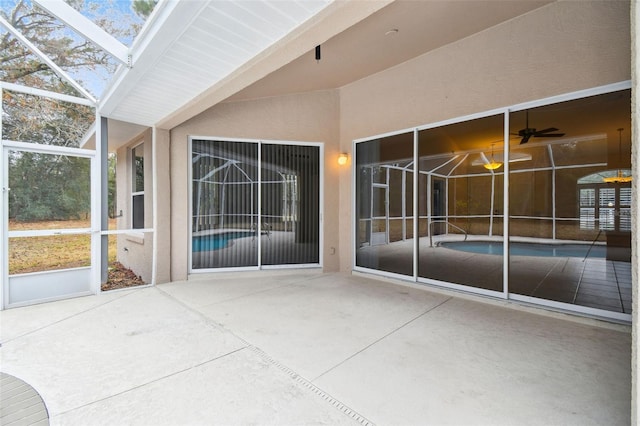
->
[191,139,321,270]
[355,86,632,319]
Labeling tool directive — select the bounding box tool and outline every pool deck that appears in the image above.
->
[357,235,632,315]
[0,271,631,425]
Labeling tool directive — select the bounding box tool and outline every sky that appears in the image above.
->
[0,0,152,99]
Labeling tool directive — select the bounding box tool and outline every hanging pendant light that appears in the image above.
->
[603,128,632,183]
[483,143,502,170]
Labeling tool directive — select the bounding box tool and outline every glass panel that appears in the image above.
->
[7,150,91,229]
[355,132,414,276]
[132,194,144,229]
[509,89,631,314]
[191,140,258,269]
[260,144,320,266]
[133,144,144,192]
[418,114,504,292]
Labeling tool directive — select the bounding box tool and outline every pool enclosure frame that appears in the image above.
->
[352,80,632,323]
[0,1,157,309]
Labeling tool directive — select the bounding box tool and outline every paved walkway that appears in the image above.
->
[0,272,631,425]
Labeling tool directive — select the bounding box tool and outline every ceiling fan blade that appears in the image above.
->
[520,134,532,144]
[534,127,559,134]
[535,133,565,138]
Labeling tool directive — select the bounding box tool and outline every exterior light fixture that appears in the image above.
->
[337,153,349,166]
[315,45,321,62]
[603,128,632,183]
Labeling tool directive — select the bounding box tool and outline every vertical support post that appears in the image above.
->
[257,142,262,268]
[0,87,5,309]
[413,129,419,280]
[426,173,432,237]
[91,111,102,293]
[151,127,158,285]
[548,144,556,240]
[101,116,108,284]
[489,172,495,236]
[502,111,510,300]
[402,169,406,240]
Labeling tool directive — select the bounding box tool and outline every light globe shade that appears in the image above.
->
[337,153,349,166]
[483,161,502,170]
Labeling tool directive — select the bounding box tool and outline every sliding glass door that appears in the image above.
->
[191,138,321,271]
[353,83,631,321]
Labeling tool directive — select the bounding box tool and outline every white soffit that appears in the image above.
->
[98,0,336,127]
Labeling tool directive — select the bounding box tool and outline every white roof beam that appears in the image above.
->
[0,15,97,103]
[33,0,130,67]
[0,81,95,107]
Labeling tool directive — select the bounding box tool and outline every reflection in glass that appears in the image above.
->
[355,133,414,276]
[192,140,259,269]
[417,115,504,292]
[191,140,320,269]
[261,144,320,265]
[509,89,632,314]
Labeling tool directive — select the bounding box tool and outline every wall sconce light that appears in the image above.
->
[337,153,349,166]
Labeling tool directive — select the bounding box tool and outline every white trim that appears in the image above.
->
[0,112,6,309]
[92,112,101,294]
[8,229,91,238]
[151,127,158,286]
[2,140,95,157]
[100,229,154,235]
[0,82,95,107]
[0,15,96,102]
[503,110,510,300]
[508,81,632,113]
[33,0,130,66]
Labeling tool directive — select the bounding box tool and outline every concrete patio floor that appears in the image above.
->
[0,272,631,425]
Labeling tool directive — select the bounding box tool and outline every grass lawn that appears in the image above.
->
[9,219,117,274]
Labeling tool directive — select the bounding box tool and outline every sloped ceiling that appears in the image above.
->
[99,0,553,131]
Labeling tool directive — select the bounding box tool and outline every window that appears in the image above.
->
[132,143,144,229]
[578,182,631,232]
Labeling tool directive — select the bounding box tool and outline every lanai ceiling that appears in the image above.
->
[99,0,552,130]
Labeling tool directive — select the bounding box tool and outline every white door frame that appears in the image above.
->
[1,141,99,309]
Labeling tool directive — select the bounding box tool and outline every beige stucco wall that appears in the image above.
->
[166,1,630,278]
[337,0,631,271]
[115,128,154,283]
[169,90,341,281]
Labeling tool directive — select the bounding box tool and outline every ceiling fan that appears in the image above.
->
[514,110,565,144]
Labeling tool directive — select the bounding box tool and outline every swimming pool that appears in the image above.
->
[440,241,606,258]
[192,231,254,252]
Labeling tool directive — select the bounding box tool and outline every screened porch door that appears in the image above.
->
[190,139,322,271]
[2,143,97,308]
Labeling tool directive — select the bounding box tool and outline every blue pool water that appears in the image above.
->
[440,241,606,258]
[192,232,254,252]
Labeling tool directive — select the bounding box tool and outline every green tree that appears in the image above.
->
[132,0,158,20]
[1,0,140,222]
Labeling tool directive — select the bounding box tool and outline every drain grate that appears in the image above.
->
[247,346,374,426]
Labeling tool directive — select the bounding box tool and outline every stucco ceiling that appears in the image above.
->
[227,0,552,102]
